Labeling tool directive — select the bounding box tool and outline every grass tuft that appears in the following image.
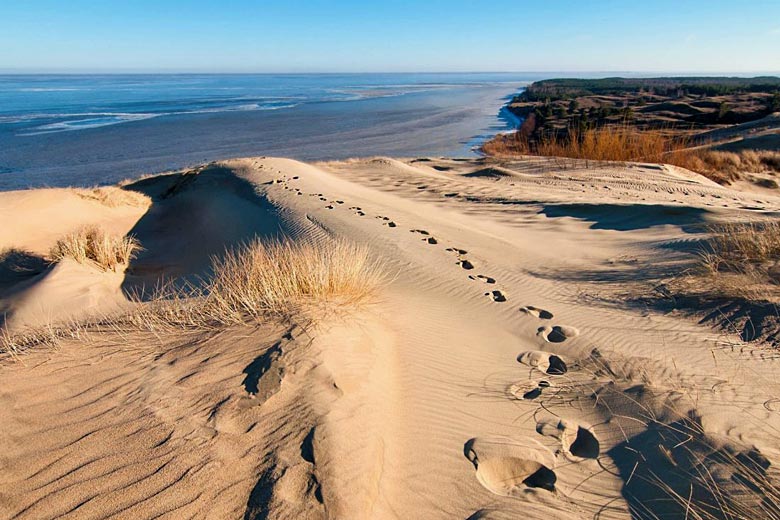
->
[696,221,780,302]
[49,226,141,272]
[206,238,384,322]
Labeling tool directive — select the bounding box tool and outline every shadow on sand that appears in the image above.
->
[121,164,289,299]
[539,203,713,232]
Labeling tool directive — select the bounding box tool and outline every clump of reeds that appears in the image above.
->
[482,126,780,185]
[49,226,141,272]
[482,125,682,163]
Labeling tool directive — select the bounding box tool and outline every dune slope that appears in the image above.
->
[2,156,780,519]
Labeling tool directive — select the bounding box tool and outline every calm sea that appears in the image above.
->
[0,73,545,190]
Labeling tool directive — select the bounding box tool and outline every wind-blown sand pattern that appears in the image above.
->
[2,155,780,519]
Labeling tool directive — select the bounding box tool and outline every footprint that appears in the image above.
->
[519,306,554,320]
[509,380,551,400]
[464,437,557,495]
[457,259,475,270]
[319,197,327,201]
[446,247,468,255]
[410,229,430,235]
[325,205,334,209]
[384,221,397,228]
[536,418,600,459]
[242,341,285,404]
[537,325,579,343]
[444,192,459,198]
[469,275,496,284]
[356,211,365,216]
[336,200,344,204]
[424,237,438,245]
[485,290,506,302]
[517,351,568,375]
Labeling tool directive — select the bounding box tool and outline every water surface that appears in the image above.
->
[0,73,540,189]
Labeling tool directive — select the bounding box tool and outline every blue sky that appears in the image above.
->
[2,0,779,73]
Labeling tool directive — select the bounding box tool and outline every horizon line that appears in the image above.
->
[2,70,780,76]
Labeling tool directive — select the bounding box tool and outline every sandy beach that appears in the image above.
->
[2,154,780,519]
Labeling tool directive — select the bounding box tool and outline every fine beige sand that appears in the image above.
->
[2,156,780,519]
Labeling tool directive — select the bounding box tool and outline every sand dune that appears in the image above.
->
[2,155,780,519]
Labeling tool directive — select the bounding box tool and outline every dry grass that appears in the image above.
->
[669,149,780,184]
[49,226,142,272]
[696,221,780,302]
[482,127,780,185]
[71,186,151,208]
[482,126,679,163]
[3,238,384,354]
[205,238,384,322]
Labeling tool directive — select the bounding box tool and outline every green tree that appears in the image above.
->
[568,99,579,115]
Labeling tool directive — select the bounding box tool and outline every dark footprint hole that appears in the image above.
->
[444,192,459,198]
[486,290,506,302]
[523,466,557,492]
[458,260,474,270]
[538,310,553,320]
[387,222,397,228]
[523,387,543,400]
[547,326,569,343]
[301,427,316,463]
[570,427,600,459]
[546,355,567,375]
[446,247,468,255]
[425,237,438,244]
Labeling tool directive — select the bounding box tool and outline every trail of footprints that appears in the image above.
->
[466,305,601,500]
[266,167,598,499]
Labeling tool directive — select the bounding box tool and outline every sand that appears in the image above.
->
[2,155,780,519]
